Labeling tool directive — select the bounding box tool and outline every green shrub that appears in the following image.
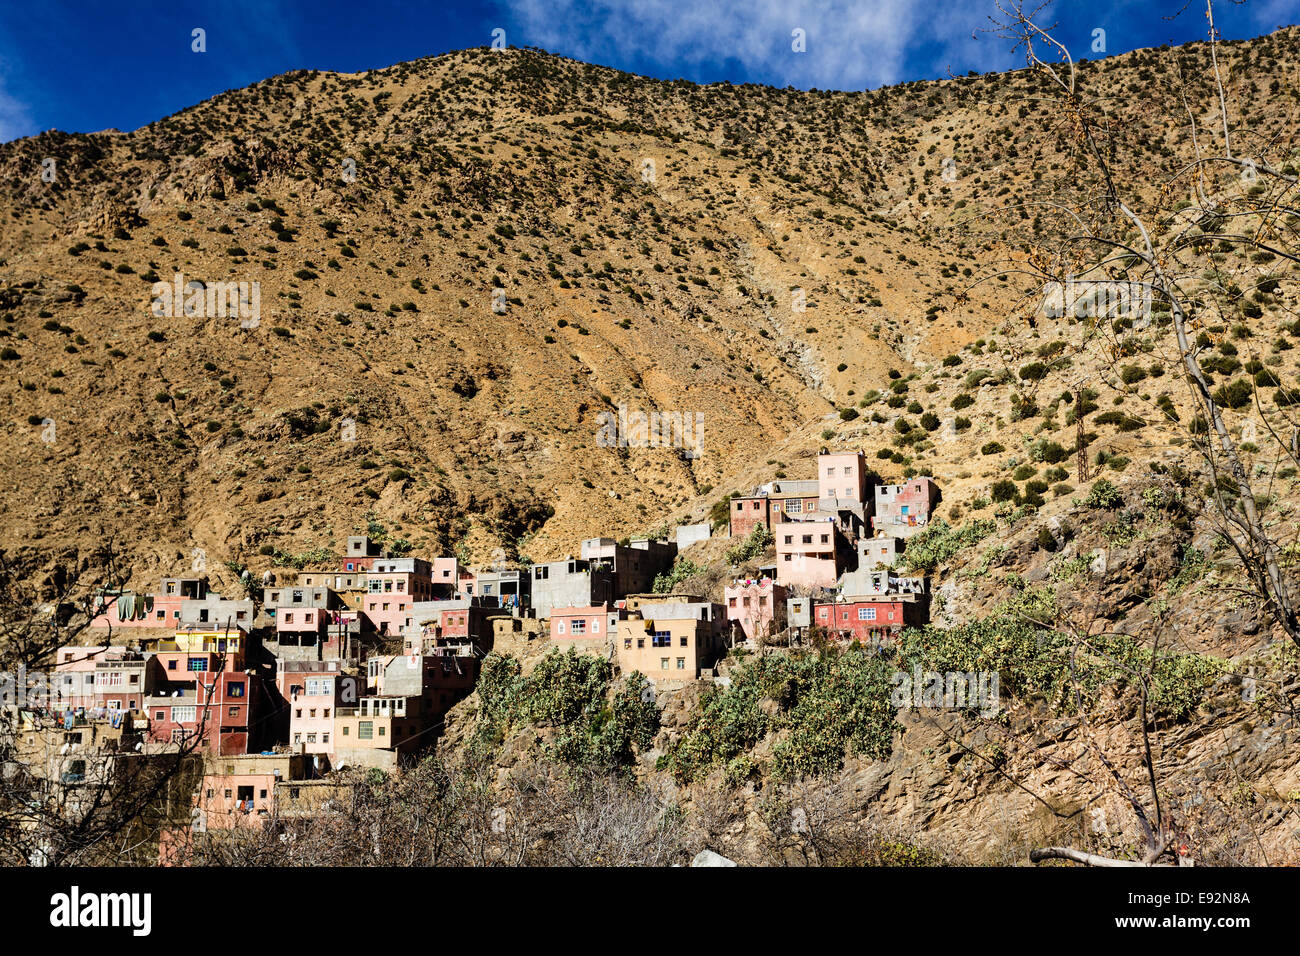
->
[899,517,997,573]
[1085,478,1123,508]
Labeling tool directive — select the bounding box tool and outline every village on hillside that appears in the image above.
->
[5,449,941,855]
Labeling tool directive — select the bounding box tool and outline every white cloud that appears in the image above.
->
[502,0,993,90]
[0,70,35,143]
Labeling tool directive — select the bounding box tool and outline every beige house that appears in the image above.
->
[615,597,726,685]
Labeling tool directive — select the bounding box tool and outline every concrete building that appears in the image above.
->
[145,629,266,755]
[335,695,427,757]
[405,598,500,655]
[675,523,712,549]
[550,603,623,656]
[817,450,869,505]
[812,597,927,643]
[530,556,615,620]
[858,534,905,570]
[838,567,928,601]
[178,593,255,630]
[723,577,788,642]
[580,537,677,597]
[873,477,941,538]
[377,652,480,720]
[262,585,351,660]
[279,660,354,756]
[774,518,849,589]
[786,595,813,636]
[615,596,726,685]
[365,557,436,635]
[52,645,134,710]
[727,480,821,538]
[193,752,314,832]
[88,577,209,631]
[473,567,531,613]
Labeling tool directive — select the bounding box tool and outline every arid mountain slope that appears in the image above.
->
[1,29,1298,591]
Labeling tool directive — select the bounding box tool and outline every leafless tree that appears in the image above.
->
[971,1,1298,865]
[0,546,208,865]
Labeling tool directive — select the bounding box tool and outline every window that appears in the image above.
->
[571,620,587,635]
[864,608,877,621]
[677,658,685,670]
[679,636,688,647]
[227,682,245,698]
[186,657,207,672]
[591,619,600,633]
[623,639,632,649]
[728,597,737,607]
[283,613,293,624]
[228,707,240,717]
[652,631,672,648]
[786,499,802,514]
[358,721,373,740]
[751,501,760,510]
[172,706,196,723]
[661,658,669,670]
[557,620,567,635]
[843,466,851,475]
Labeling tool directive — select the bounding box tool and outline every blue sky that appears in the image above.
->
[1,0,1296,142]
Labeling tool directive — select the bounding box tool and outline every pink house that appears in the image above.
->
[279,660,350,755]
[818,450,869,504]
[88,578,207,630]
[724,578,788,641]
[364,559,435,635]
[550,604,623,652]
[432,557,459,597]
[873,478,941,537]
[51,645,125,710]
[775,520,845,589]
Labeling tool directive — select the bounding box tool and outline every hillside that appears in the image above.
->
[2,29,1298,594]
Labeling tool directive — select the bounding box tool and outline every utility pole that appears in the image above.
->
[1076,386,1090,482]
